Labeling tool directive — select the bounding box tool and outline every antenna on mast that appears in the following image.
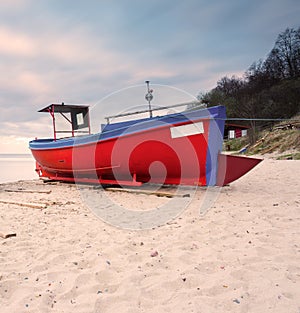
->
[145,80,153,118]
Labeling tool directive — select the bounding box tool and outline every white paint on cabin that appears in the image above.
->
[170,122,204,138]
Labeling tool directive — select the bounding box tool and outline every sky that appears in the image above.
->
[0,0,299,153]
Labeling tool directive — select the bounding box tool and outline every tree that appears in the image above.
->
[264,27,300,79]
[197,27,300,143]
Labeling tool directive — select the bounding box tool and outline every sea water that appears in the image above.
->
[0,154,37,184]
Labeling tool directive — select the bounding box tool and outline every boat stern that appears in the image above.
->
[216,154,262,186]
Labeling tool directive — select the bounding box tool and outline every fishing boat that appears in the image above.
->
[29,84,261,186]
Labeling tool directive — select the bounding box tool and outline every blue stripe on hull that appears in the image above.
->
[206,106,226,186]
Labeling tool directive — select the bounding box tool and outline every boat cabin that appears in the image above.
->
[224,123,250,140]
[38,103,91,140]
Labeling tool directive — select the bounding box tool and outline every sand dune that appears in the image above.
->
[0,158,299,312]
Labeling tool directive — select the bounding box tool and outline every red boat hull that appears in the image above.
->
[32,120,210,186]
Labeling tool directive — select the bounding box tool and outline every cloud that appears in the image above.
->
[0,70,51,96]
[0,0,299,153]
[0,21,211,114]
[1,117,52,138]
[0,27,37,57]
[0,0,32,10]
[0,135,33,154]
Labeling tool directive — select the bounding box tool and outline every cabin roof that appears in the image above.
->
[225,123,250,129]
[38,103,89,113]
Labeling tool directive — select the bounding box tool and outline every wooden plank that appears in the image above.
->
[0,200,47,209]
[4,189,51,194]
[0,231,16,239]
[261,142,282,154]
[104,187,190,198]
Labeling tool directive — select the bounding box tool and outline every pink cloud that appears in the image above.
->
[0,27,36,57]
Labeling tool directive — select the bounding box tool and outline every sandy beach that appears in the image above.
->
[0,158,299,313]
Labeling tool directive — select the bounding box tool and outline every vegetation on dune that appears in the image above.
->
[197,27,300,145]
[247,128,300,155]
[196,27,300,157]
[224,114,300,158]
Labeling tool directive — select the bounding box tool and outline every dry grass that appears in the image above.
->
[247,128,300,155]
[224,114,300,159]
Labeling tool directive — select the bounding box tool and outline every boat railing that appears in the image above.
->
[104,100,206,124]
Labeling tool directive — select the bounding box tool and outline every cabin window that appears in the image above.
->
[229,130,235,139]
[76,113,84,126]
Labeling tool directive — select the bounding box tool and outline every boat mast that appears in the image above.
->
[145,80,153,118]
[49,105,57,141]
